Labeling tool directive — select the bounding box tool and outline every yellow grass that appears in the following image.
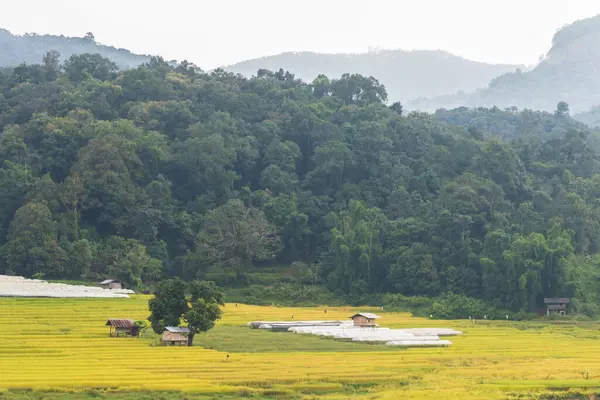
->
[1,296,600,399]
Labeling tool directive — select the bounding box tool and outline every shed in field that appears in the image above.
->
[350,312,381,327]
[161,326,190,346]
[99,279,124,290]
[544,298,569,316]
[106,319,138,337]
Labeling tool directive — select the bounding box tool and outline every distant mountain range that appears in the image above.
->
[0,29,150,69]
[222,50,523,102]
[0,28,524,110]
[4,16,600,125]
[409,14,600,115]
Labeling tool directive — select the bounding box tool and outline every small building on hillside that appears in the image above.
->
[106,319,138,337]
[161,326,190,346]
[544,298,569,316]
[350,312,381,327]
[99,279,124,290]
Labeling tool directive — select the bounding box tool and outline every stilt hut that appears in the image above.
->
[161,326,190,346]
[99,279,124,290]
[106,319,137,337]
[544,298,569,316]
[349,312,381,327]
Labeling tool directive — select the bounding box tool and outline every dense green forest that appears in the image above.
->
[2,51,600,316]
[433,103,588,141]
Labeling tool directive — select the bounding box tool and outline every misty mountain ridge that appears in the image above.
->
[223,49,523,102]
[0,29,151,69]
[409,14,600,115]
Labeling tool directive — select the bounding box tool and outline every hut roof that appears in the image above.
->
[100,279,121,285]
[544,298,570,304]
[349,313,381,319]
[165,326,190,333]
[105,319,135,328]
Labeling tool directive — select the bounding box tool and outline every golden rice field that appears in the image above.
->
[1,296,600,399]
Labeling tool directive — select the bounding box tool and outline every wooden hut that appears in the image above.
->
[544,298,569,316]
[106,319,138,337]
[99,279,124,290]
[161,326,190,346]
[349,312,381,327]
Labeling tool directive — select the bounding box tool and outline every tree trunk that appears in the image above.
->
[187,332,195,347]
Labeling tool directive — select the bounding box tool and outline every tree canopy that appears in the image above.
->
[1,51,600,315]
[148,278,223,346]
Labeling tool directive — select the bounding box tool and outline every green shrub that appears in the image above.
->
[430,293,491,319]
[382,293,433,316]
[134,320,149,329]
[224,284,342,306]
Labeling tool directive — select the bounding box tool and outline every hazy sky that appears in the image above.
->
[2,0,600,69]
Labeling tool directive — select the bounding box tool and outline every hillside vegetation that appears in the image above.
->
[1,53,600,315]
[224,50,522,102]
[409,14,600,114]
[0,29,150,69]
[433,104,588,141]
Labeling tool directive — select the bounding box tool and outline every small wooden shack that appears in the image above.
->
[106,319,138,337]
[99,279,124,290]
[161,326,190,346]
[544,298,569,316]
[350,312,381,327]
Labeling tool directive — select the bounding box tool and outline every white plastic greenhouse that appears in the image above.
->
[249,318,462,348]
[0,275,133,298]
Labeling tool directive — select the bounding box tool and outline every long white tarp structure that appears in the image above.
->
[248,319,461,348]
[0,275,133,298]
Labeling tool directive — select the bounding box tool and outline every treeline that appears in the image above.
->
[433,103,587,141]
[1,52,600,315]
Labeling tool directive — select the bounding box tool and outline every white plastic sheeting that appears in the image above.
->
[386,340,452,347]
[399,328,463,337]
[0,275,132,298]
[248,321,346,329]
[249,320,457,348]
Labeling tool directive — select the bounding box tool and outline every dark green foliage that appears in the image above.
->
[434,106,587,142]
[148,278,223,346]
[224,284,343,306]
[431,293,494,320]
[148,278,188,333]
[1,50,600,316]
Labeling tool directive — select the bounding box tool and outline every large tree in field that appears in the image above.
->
[148,278,223,346]
[198,199,279,280]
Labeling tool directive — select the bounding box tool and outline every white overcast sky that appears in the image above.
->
[1,0,599,69]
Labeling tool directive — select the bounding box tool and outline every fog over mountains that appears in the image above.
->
[2,14,600,122]
[408,14,600,115]
[0,29,150,69]
[222,50,523,103]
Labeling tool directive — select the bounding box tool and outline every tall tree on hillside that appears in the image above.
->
[3,202,65,277]
[324,200,387,294]
[198,199,279,280]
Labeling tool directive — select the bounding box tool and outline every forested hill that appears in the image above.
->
[223,50,522,102]
[433,104,588,141]
[0,29,150,69]
[575,106,600,128]
[409,14,600,114]
[2,53,600,316]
